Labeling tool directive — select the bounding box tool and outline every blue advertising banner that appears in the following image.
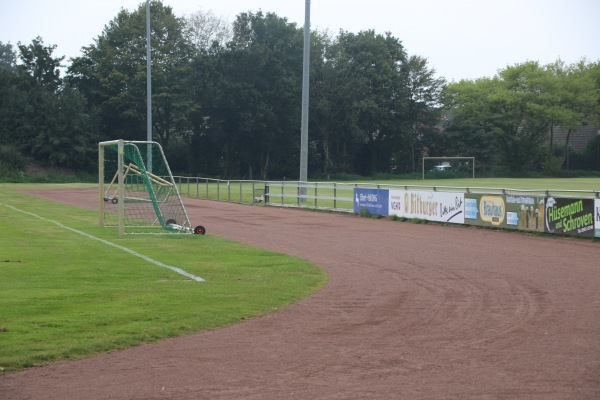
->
[353,188,389,216]
[465,197,479,220]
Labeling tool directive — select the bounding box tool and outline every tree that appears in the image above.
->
[68,0,195,153]
[17,37,64,92]
[306,30,337,175]
[545,60,599,169]
[21,84,99,170]
[401,55,446,172]
[0,42,18,154]
[318,30,408,175]
[202,11,304,179]
[0,42,24,161]
[445,61,592,172]
[443,60,600,174]
[185,8,232,51]
[0,39,99,172]
[0,42,17,71]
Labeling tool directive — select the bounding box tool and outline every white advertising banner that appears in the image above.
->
[389,190,465,224]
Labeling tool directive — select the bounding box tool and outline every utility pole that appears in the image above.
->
[146,0,153,172]
[299,0,311,199]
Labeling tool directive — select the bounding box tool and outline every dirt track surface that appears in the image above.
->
[2,188,600,399]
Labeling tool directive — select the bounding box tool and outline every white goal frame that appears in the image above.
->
[422,156,475,179]
[98,139,194,235]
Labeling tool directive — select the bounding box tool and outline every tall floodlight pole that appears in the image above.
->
[146,0,153,172]
[299,0,311,199]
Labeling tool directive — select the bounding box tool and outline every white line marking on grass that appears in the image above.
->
[2,204,205,282]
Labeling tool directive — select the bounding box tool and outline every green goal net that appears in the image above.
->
[99,140,205,235]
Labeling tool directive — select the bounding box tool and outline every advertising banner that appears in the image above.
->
[465,194,545,232]
[544,197,595,237]
[596,199,600,238]
[388,190,464,224]
[504,195,545,232]
[353,188,389,216]
[351,188,598,238]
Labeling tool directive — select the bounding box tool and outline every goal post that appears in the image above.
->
[422,156,475,179]
[99,140,205,235]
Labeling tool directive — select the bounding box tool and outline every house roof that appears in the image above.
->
[551,125,599,151]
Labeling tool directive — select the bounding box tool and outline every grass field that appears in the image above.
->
[0,184,327,373]
[1,177,599,373]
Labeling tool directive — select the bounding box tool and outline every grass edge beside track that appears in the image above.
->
[0,184,328,373]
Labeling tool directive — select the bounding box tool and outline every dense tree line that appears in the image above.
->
[1,0,599,180]
[443,60,600,175]
[0,38,98,179]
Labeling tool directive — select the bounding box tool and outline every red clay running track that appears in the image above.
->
[2,188,600,399]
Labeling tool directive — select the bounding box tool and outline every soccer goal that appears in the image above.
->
[98,140,205,235]
[422,156,475,179]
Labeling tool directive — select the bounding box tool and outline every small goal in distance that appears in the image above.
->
[422,157,475,179]
[98,139,205,235]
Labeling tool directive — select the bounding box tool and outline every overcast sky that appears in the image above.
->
[1,0,599,82]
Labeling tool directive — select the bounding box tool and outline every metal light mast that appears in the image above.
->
[299,0,311,197]
[146,0,153,171]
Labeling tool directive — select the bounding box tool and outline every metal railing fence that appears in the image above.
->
[172,177,600,213]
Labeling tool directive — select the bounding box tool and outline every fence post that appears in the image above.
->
[334,182,337,210]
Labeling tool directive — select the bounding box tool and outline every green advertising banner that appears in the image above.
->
[544,197,595,237]
[464,194,545,233]
[596,199,600,238]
